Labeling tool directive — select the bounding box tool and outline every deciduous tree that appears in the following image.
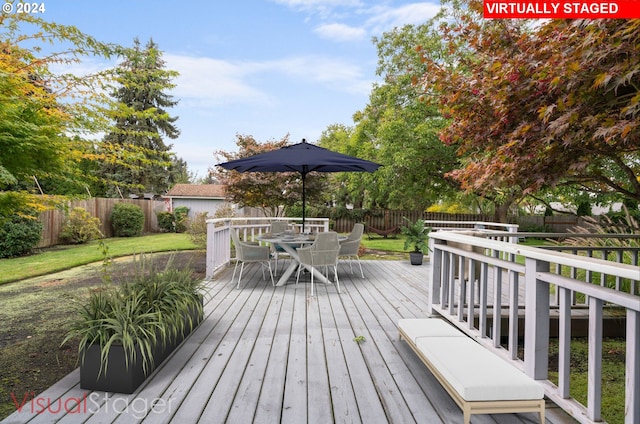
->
[213,134,327,217]
[419,1,640,220]
[337,23,459,211]
[0,14,117,193]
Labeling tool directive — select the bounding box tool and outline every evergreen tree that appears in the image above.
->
[99,38,181,197]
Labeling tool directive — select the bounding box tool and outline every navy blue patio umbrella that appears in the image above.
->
[217,139,381,231]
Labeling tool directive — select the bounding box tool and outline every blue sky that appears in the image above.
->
[40,0,441,178]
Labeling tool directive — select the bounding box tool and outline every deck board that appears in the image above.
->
[2,260,577,424]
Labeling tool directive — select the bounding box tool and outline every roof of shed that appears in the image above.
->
[164,184,226,198]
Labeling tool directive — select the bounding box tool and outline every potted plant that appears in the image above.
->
[62,254,205,394]
[400,218,432,265]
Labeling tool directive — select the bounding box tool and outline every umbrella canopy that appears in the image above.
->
[217,139,381,231]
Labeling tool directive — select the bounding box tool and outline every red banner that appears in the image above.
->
[484,0,640,18]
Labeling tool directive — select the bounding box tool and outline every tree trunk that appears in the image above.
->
[493,201,511,223]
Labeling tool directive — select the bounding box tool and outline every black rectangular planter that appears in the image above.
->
[80,302,203,394]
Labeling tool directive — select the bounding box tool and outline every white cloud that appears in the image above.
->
[166,53,372,106]
[272,0,362,8]
[268,55,372,95]
[314,23,367,42]
[166,55,271,107]
[366,3,442,32]
[273,1,442,44]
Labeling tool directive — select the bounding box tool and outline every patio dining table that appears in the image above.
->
[257,233,345,287]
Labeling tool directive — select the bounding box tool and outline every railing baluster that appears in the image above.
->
[509,270,519,360]
[587,297,603,422]
[458,256,466,322]
[600,249,608,287]
[479,262,488,338]
[468,258,476,330]
[558,287,571,398]
[441,251,450,309]
[633,252,639,295]
[492,265,503,348]
[616,250,623,291]
[586,249,593,283]
[627,309,640,424]
[447,253,455,314]
[571,249,577,305]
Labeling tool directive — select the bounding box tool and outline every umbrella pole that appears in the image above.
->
[301,173,306,233]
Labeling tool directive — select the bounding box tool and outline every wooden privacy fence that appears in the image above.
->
[332,211,586,234]
[37,198,165,248]
[38,202,588,249]
[332,211,494,234]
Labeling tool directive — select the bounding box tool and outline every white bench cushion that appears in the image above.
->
[415,337,544,401]
[398,318,465,343]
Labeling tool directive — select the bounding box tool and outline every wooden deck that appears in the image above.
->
[2,260,577,424]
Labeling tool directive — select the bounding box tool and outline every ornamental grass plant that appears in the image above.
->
[62,254,205,376]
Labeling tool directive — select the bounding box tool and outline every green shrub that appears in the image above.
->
[156,211,175,232]
[156,207,190,233]
[0,214,43,258]
[60,207,103,244]
[187,212,208,249]
[174,206,189,233]
[576,202,591,216]
[110,203,144,237]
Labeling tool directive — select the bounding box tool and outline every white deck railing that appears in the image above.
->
[205,217,330,279]
[428,231,640,424]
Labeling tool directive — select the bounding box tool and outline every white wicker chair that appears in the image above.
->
[231,229,274,289]
[338,223,365,278]
[270,221,290,275]
[295,231,340,296]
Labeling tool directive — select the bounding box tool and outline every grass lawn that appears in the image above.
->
[0,233,197,285]
[359,235,409,260]
[0,232,405,286]
[548,338,626,424]
[360,235,406,252]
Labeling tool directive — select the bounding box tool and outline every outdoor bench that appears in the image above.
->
[398,318,545,424]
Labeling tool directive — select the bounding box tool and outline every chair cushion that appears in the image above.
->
[415,337,544,401]
[398,318,465,343]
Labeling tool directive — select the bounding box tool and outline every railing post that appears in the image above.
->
[428,237,443,315]
[206,219,215,280]
[524,257,550,380]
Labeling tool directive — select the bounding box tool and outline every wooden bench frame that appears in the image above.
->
[399,324,545,424]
